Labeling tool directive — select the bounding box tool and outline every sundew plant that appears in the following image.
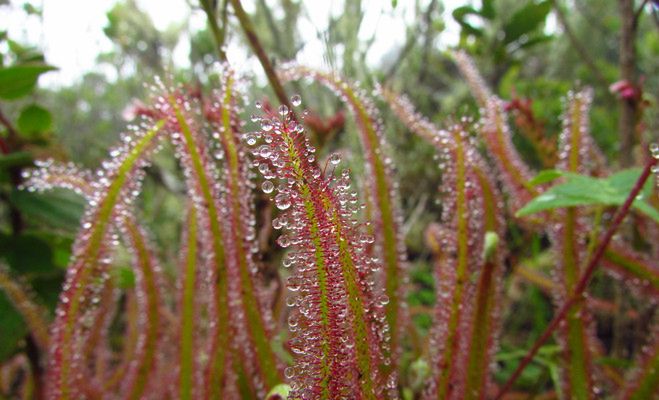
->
[1,1,659,400]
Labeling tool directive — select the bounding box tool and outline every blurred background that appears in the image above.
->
[0,0,657,396]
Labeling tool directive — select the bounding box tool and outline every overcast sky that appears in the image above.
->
[1,0,462,87]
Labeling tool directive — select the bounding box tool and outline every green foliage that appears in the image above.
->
[0,292,28,361]
[17,104,52,138]
[0,1,658,398]
[518,168,658,222]
[0,64,56,100]
[9,189,85,231]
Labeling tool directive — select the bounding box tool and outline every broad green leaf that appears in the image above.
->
[0,266,50,354]
[528,169,563,186]
[9,188,85,231]
[18,104,52,137]
[31,274,64,311]
[517,169,658,223]
[0,151,32,169]
[452,6,485,37]
[7,39,44,63]
[0,64,56,100]
[503,0,552,44]
[0,292,28,362]
[481,0,495,19]
[516,34,553,50]
[453,5,480,19]
[0,233,56,275]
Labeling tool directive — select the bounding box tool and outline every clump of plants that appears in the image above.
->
[1,14,658,400]
[3,52,658,399]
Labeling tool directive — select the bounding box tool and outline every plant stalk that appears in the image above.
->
[228,0,293,112]
[200,0,228,61]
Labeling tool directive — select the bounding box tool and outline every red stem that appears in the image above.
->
[494,156,658,400]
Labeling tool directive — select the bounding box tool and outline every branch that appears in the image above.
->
[0,106,26,234]
[494,156,658,400]
[256,0,284,57]
[228,0,293,112]
[200,0,228,61]
[618,0,639,167]
[550,0,610,92]
[0,106,19,148]
[633,0,650,29]
[384,0,438,82]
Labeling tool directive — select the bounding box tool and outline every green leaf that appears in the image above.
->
[528,169,563,186]
[516,33,553,51]
[517,169,658,223]
[0,233,56,275]
[0,292,28,362]
[9,188,86,231]
[266,384,291,400]
[0,64,56,100]
[18,104,52,137]
[31,274,64,311]
[481,0,495,19]
[112,266,136,289]
[503,0,552,44]
[7,39,44,63]
[0,151,33,169]
[452,6,485,37]
[22,3,41,16]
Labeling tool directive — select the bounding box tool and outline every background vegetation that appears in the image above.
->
[0,0,657,398]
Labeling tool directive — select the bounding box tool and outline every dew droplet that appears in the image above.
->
[285,366,295,379]
[329,153,341,165]
[261,119,273,131]
[277,234,291,248]
[377,294,390,306]
[275,193,291,210]
[287,276,301,291]
[262,180,274,193]
[291,94,302,107]
[288,315,298,327]
[278,104,289,116]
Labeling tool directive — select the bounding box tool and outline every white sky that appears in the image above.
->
[0,0,463,87]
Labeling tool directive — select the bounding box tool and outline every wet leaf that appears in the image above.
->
[0,233,56,275]
[18,104,52,137]
[0,292,28,362]
[0,151,33,169]
[0,63,56,100]
[517,168,658,223]
[9,188,85,231]
[503,1,552,44]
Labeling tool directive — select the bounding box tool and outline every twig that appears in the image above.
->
[618,0,639,167]
[200,0,228,62]
[384,0,438,82]
[494,156,658,400]
[228,0,294,112]
[633,0,650,28]
[550,0,609,92]
[256,0,284,57]
[0,106,19,147]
